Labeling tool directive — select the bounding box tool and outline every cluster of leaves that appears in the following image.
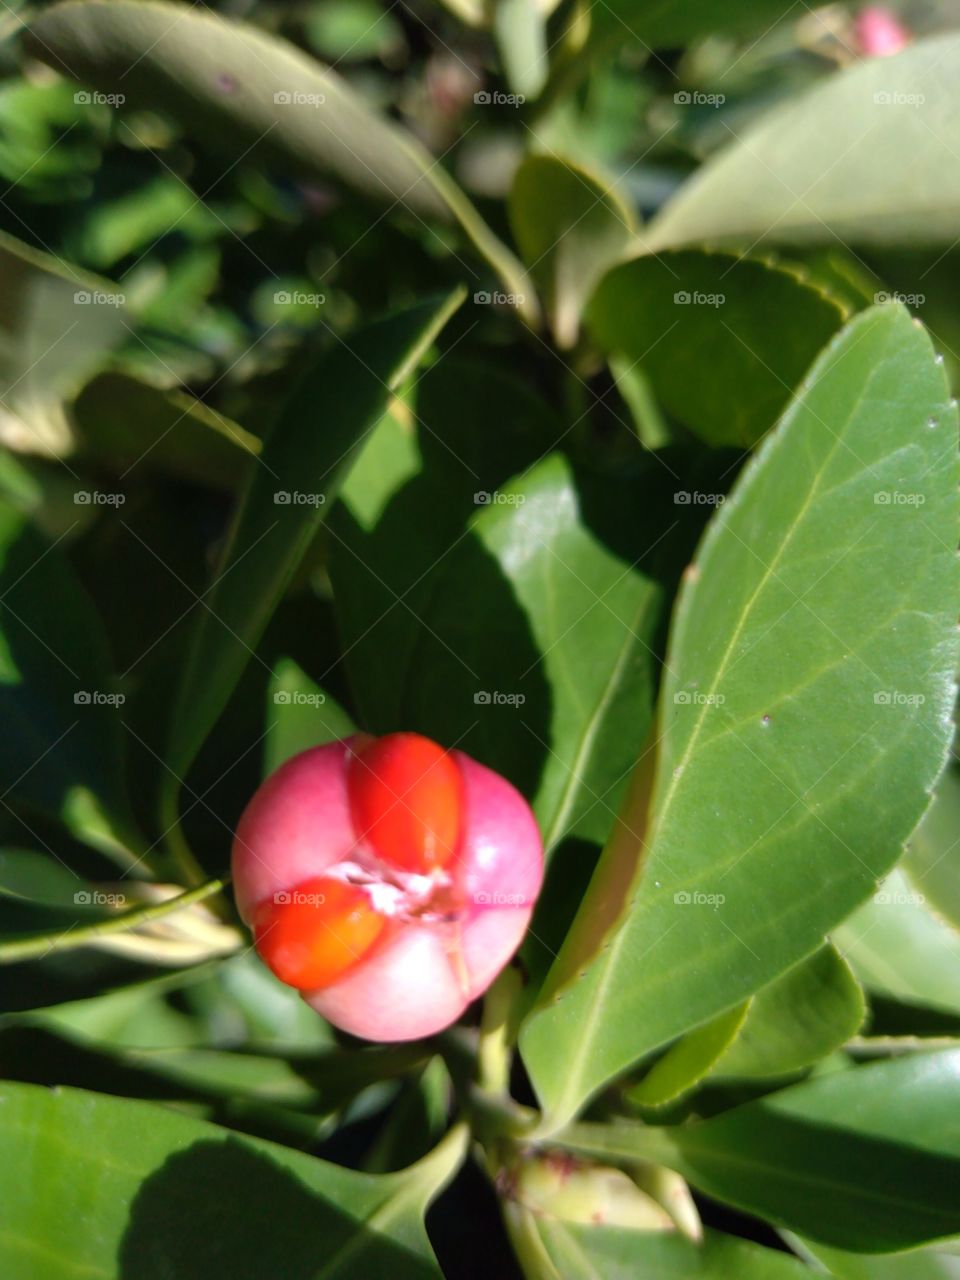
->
[2,0,960,1275]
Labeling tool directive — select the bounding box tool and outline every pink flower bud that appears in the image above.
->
[232,733,544,1042]
[855,6,909,57]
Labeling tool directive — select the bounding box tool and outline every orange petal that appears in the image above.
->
[348,732,464,874]
[253,876,385,990]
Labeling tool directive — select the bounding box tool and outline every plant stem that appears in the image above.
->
[0,877,228,963]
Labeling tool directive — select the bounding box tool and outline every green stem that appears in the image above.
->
[0,877,228,964]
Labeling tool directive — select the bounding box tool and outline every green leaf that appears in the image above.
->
[791,1235,960,1279]
[556,1050,960,1252]
[73,371,260,490]
[383,452,672,852]
[0,228,126,456]
[834,868,960,1017]
[903,764,960,931]
[265,658,355,774]
[27,0,535,321]
[330,357,562,740]
[0,504,141,863]
[165,290,463,798]
[507,1213,811,1280]
[0,1081,466,1277]
[712,945,865,1081]
[520,303,959,1130]
[586,250,850,447]
[647,37,960,253]
[509,154,636,347]
[627,1003,748,1109]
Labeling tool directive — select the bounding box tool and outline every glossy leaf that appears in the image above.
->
[521,304,959,1129]
[627,1003,747,1108]
[509,154,636,347]
[792,1235,960,1279]
[330,358,562,740]
[834,868,960,1017]
[0,1081,466,1277]
[165,290,463,792]
[712,945,865,1081]
[391,452,674,852]
[587,250,850,447]
[557,1050,960,1252]
[648,37,960,253]
[264,658,354,775]
[27,0,535,319]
